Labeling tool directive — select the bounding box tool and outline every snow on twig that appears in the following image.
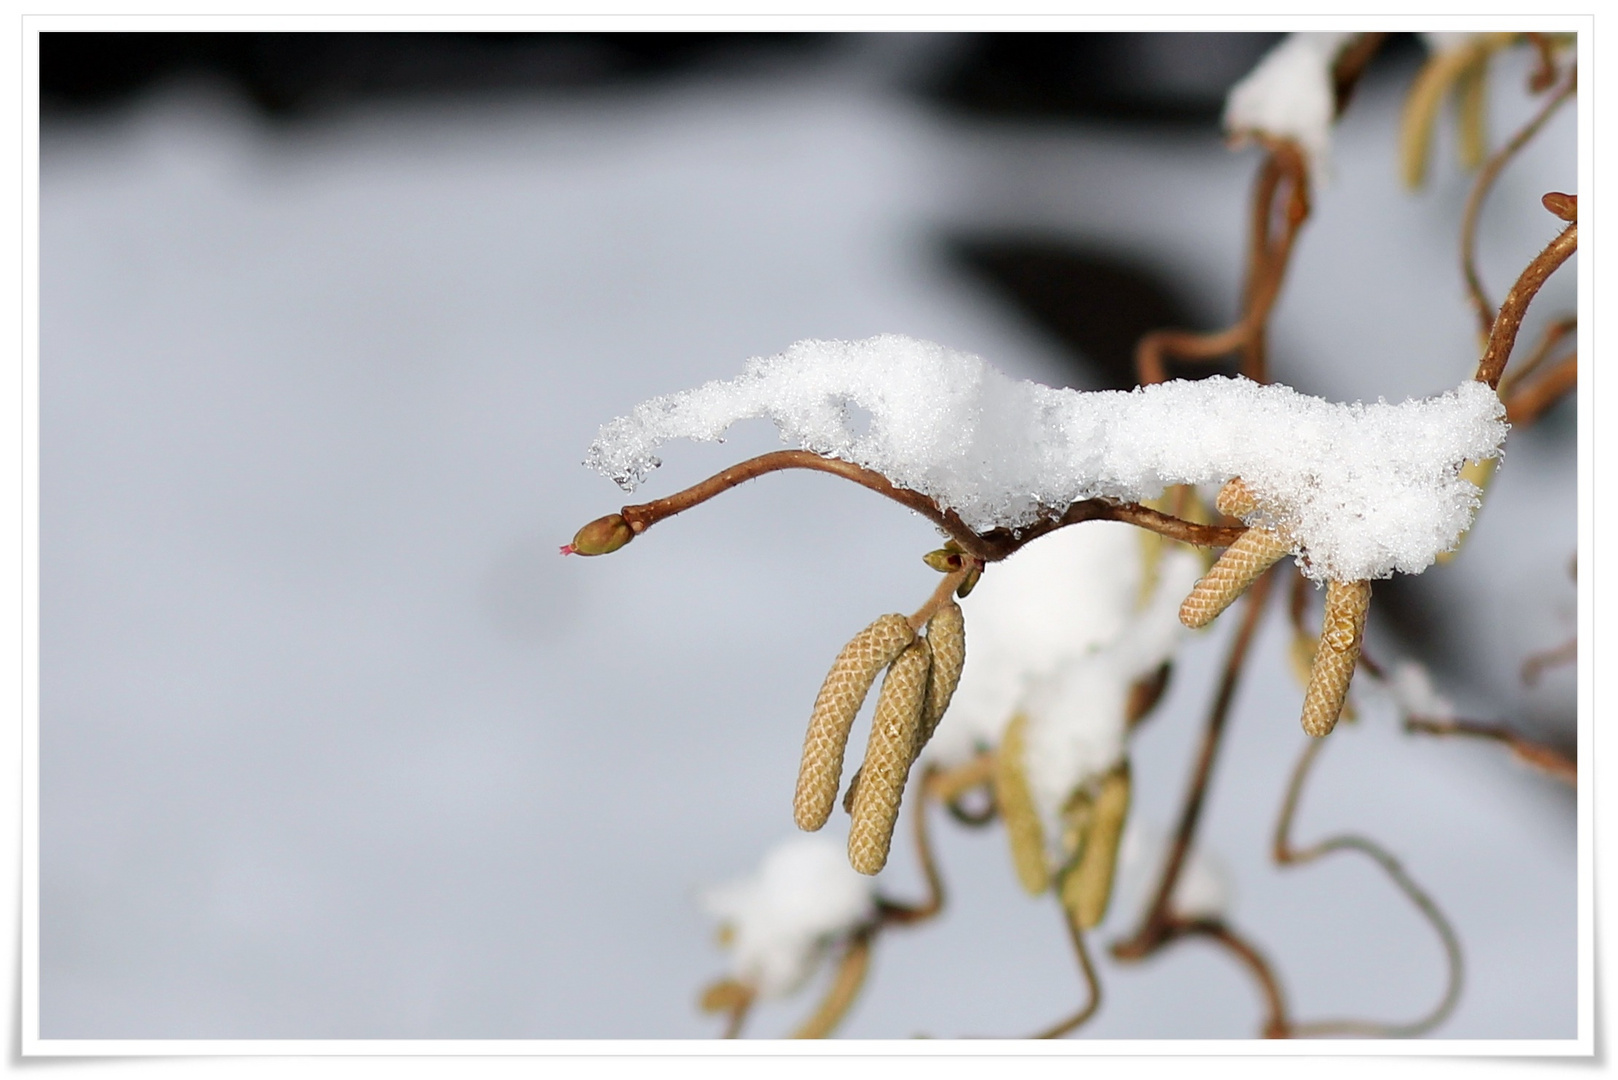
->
[587,336,1507,582]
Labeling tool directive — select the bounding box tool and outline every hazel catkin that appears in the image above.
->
[912,600,966,764]
[795,614,915,832]
[995,713,1050,895]
[1179,527,1290,629]
[1300,579,1371,738]
[1059,764,1132,929]
[848,638,933,875]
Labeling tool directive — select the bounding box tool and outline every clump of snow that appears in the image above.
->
[1020,545,1205,837]
[1385,660,1458,722]
[924,521,1144,769]
[587,335,1507,583]
[1222,32,1356,180]
[700,835,876,999]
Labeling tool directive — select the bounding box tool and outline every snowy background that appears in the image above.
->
[39,33,1576,1039]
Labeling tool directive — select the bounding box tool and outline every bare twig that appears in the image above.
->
[1162,918,1291,1038]
[1460,73,1576,336]
[1273,738,1465,1037]
[1114,567,1275,959]
[1031,907,1103,1038]
[610,449,1244,565]
[1498,314,1574,396]
[1137,141,1308,387]
[1504,352,1576,426]
[1404,716,1575,786]
[1331,33,1389,118]
[1475,217,1577,391]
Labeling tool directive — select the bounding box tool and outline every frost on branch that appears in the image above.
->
[701,836,876,1000]
[587,335,1507,582]
[1223,32,1356,180]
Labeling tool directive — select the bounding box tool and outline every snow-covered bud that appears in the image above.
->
[996,713,1050,895]
[564,513,633,556]
[1223,33,1356,182]
[1301,579,1371,737]
[848,638,933,875]
[1178,527,1290,629]
[796,614,915,832]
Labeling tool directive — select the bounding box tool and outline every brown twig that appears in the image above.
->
[1157,918,1291,1038]
[1137,142,1308,386]
[1031,907,1103,1038]
[614,450,1244,565]
[1404,716,1575,786]
[1114,567,1275,960]
[927,753,998,826]
[1475,218,1577,391]
[1499,314,1574,396]
[1504,352,1576,426]
[1331,33,1389,118]
[790,931,874,1039]
[1459,73,1576,337]
[1273,738,1465,1037]
[1522,636,1577,686]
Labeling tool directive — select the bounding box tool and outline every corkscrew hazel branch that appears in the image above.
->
[1274,736,1464,1037]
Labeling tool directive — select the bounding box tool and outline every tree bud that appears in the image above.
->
[923,548,964,573]
[566,513,633,556]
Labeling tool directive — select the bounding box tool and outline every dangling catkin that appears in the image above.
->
[1179,527,1290,629]
[1215,476,1259,518]
[795,614,914,832]
[1301,579,1371,737]
[995,713,1050,895]
[912,601,966,764]
[848,639,933,875]
[1060,764,1131,929]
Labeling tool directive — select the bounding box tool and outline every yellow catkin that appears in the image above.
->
[1399,34,1513,189]
[1456,59,1489,170]
[795,614,914,832]
[1215,476,1259,519]
[848,639,933,875]
[1059,764,1132,929]
[912,601,966,764]
[995,713,1050,895]
[1178,527,1290,629]
[1301,580,1371,738]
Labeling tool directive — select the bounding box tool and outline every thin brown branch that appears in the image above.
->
[1460,73,1576,337]
[1475,219,1578,390]
[1137,142,1308,387]
[789,931,873,1039]
[1499,314,1574,396]
[1032,908,1103,1038]
[1113,568,1275,960]
[1522,636,1577,686]
[1404,716,1575,786]
[1504,352,1576,427]
[875,770,949,925]
[1161,918,1291,1038]
[1274,738,1465,1037]
[613,449,1244,565]
[1331,33,1389,118]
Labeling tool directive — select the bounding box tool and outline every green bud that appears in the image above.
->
[565,513,633,556]
[956,566,982,598]
[923,548,964,573]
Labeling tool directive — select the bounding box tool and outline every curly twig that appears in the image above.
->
[790,931,874,1039]
[1475,216,1577,391]
[1404,716,1575,786]
[1273,737,1465,1038]
[1031,907,1103,1038]
[1460,72,1576,336]
[606,450,1243,565]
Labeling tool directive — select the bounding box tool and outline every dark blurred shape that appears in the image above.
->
[928,33,1283,125]
[947,236,1215,389]
[40,32,834,116]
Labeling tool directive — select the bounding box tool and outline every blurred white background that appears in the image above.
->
[39,32,1576,1039]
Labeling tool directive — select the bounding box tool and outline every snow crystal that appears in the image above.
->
[1222,32,1356,180]
[587,335,1507,582]
[700,835,876,999]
